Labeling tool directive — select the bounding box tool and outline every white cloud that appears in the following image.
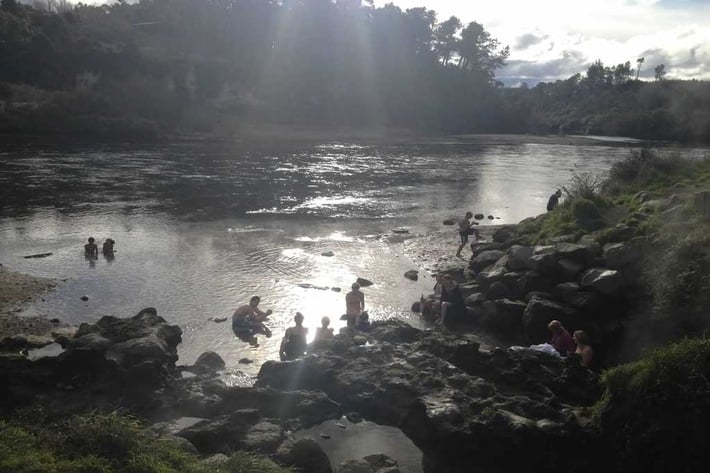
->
[376,0,710,81]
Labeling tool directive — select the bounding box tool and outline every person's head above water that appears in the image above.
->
[556,189,562,197]
[465,211,473,218]
[351,282,360,291]
[88,237,95,244]
[294,312,304,325]
[249,296,260,307]
[321,316,330,327]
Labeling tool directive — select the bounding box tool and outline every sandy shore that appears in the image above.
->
[0,266,59,338]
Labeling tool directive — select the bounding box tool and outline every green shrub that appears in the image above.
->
[594,339,710,471]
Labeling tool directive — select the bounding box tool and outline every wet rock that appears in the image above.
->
[274,437,332,473]
[241,421,284,453]
[485,281,510,300]
[80,295,89,301]
[392,227,409,234]
[487,215,495,220]
[474,213,485,220]
[529,253,563,278]
[558,258,584,279]
[554,243,590,264]
[443,219,456,225]
[23,252,53,259]
[603,242,642,270]
[193,351,226,373]
[471,250,506,273]
[346,412,364,423]
[471,242,506,258]
[239,358,253,364]
[404,270,418,281]
[356,278,374,287]
[69,333,112,353]
[332,287,342,292]
[480,299,526,335]
[523,297,579,342]
[176,408,261,454]
[465,293,486,306]
[321,251,335,257]
[516,271,555,296]
[580,268,625,296]
[508,245,534,270]
[492,225,516,243]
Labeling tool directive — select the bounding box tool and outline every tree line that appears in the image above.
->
[0,0,708,142]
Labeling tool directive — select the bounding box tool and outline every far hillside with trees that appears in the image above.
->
[0,0,709,142]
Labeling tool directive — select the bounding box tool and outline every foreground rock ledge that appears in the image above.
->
[0,310,601,473]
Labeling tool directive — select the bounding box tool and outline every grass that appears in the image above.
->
[0,412,296,473]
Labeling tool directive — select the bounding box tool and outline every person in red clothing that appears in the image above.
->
[547,320,575,355]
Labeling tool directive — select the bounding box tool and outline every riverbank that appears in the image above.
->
[0,266,59,339]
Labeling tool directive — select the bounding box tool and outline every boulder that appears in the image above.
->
[471,250,506,273]
[507,245,534,270]
[338,455,401,473]
[274,437,332,473]
[558,258,584,279]
[580,268,625,296]
[523,297,579,342]
[603,243,642,270]
[528,253,563,278]
[486,281,510,300]
[492,226,517,243]
[465,293,486,306]
[404,270,419,281]
[554,243,590,264]
[193,351,226,373]
[474,213,485,220]
[356,278,374,287]
[471,242,506,258]
[176,408,262,454]
[480,299,526,335]
[443,219,456,225]
[241,421,284,454]
[69,333,112,353]
[603,225,635,243]
[322,251,335,257]
[516,271,556,296]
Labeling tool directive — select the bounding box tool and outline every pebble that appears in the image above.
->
[80,296,89,301]
[239,358,253,364]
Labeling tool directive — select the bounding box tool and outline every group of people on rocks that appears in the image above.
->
[84,237,115,259]
[547,320,594,368]
[232,283,372,362]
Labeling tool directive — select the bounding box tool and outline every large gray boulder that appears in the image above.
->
[176,408,262,454]
[580,268,625,296]
[193,351,226,373]
[508,245,534,270]
[241,420,284,454]
[274,437,332,473]
[603,243,642,270]
[523,297,580,342]
[480,299,527,335]
[471,250,506,273]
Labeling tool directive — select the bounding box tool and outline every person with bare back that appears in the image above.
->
[456,211,479,257]
[232,295,273,338]
[345,282,365,327]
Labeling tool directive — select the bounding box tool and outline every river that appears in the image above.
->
[1,136,705,375]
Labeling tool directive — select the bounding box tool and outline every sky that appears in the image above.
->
[66,0,709,86]
[375,0,710,86]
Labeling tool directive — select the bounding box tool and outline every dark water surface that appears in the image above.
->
[3,137,700,374]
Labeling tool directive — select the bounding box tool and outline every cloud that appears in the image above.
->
[515,33,548,51]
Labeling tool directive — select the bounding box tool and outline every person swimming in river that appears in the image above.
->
[345,282,365,327]
[102,238,115,258]
[280,312,308,361]
[456,211,479,258]
[232,296,273,338]
[314,316,334,342]
[84,237,98,259]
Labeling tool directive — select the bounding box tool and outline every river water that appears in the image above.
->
[2,136,703,374]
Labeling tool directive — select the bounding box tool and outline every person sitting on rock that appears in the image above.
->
[547,189,562,211]
[573,330,594,368]
[355,311,371,331]
[232,296,273,338]
[280,312,309,361]
[418,275,444,323]
[102,238,115,257]
[456,211,479,258]
[314,316,334,341]
[548,320,575,355]
[438,275,465,325]
[84,237,98,258]
[345,283,365,327]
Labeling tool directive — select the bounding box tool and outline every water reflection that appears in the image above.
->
[3,138,701,371]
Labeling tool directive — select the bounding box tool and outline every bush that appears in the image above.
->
[605,148,696,193]
[595,339,710,472]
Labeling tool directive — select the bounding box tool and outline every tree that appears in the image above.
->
[636,57,645,80]
[654,64,666,81]
[457,21,509,83]
[434,16,461,66]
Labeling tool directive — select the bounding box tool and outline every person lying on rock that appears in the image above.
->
[438,275,465,325]
[314,316,334,342]
[232,296,273,338]
[280,312,308,361]
[548,320,575,356]
[573,330,594,369]
[345,282,365,327]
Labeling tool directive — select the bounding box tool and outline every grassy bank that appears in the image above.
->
[0,412,295,473]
